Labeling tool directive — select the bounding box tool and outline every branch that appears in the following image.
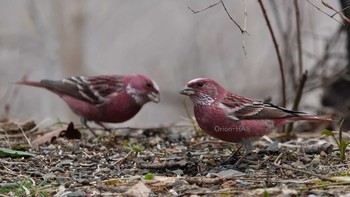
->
[242,0,248,55]
[322,0,350,24]
[305,0,344,25]
[257,0,286,107]
[273,163,336,182]
[188,0,249,35]
[187,0,221,14]
[294,0,303,77]
[286,71,308,136]
[220,0,248,35]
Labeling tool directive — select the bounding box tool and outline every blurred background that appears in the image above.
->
[0,0,348,128]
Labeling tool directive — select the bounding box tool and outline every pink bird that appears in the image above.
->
[17,74,160,136]
[180,78,330,166]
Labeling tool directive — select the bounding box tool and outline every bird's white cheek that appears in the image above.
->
[126,83,143,105]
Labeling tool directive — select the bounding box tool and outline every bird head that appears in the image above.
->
[125,74,160,105]
[180,78,224,105]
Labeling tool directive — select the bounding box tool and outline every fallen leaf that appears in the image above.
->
[0,147,36,158]
[32,122,81,146]
[31,128,61,146]
[124,181,151,197]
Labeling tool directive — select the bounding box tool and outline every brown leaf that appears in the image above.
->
[31,122,81,146]
[0,120,36,133]
[124,182,151,197]
[31,128,61,146]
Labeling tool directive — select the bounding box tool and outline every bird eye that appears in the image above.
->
[146,82,152,88]
[197,82,204,87]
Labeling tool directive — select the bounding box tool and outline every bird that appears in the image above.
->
[180,78,331,166]
[16,74,160,136]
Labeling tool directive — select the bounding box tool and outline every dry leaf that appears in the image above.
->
[32,122,81,146]
[124,182,151,197]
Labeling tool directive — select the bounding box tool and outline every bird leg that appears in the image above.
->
[233,150,249,167]
[80,117,98,137]
[221,141,253,167]
[233,141,253,167]
[221,145,243,165]
[95,121,112,132]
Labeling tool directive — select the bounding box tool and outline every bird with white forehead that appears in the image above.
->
[180,78,331,166]
[17,74,160,136]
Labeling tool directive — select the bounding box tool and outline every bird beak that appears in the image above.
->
[148,92,160,103]
[179,86,195,96]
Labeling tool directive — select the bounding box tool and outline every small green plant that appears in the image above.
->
[143,173,154,180]
[122,140,145,155]
[322,119,349,162]
[263,189,270,197]
[0,178,57,197]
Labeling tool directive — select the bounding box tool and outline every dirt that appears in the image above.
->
[1,120,350,196]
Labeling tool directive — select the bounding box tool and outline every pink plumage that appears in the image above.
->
[17,74,160,135]
[180,78,330,165]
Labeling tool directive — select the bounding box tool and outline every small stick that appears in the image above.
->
[258,0,286,107]
[273,163,336,182]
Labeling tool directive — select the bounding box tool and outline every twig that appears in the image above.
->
[183,98,200,134]
[305,0,344,25]
[18,126,32,147]
[305,26,343,92]
[0,169,24,176]
[298,181,350,190]
[187,0,221,14]
[184,177,224,185]
[182,190,238,196]
[0,128,11,148]
[286,71,308,136]
[294,0,303,77]
[273,163,336,182]
[258,0,286,107]
[274,152,283,165]
[188,0,248,35]
[115,150,134,166]
[322,0,350,24]
[191,140,233,147]
[331,6,350,18]
[242,0,248,55]
[0,159,28,165]
[220,0,248,34]
[138,160,187,169]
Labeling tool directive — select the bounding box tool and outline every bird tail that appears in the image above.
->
[15,81,46,88]
[291,115,333,122]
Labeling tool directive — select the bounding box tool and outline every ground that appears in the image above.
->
[1,120,350,197]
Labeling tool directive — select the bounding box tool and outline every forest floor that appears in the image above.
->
[1,119,350,196]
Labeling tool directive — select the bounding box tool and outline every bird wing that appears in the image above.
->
[41,75,124,105]
[221,93,305,120]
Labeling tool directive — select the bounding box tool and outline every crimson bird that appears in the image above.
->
[17,74,160,136]
[180,78,330,166]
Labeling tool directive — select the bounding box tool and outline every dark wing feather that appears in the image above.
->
[41,75,124,105]
[221,93,305,120]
